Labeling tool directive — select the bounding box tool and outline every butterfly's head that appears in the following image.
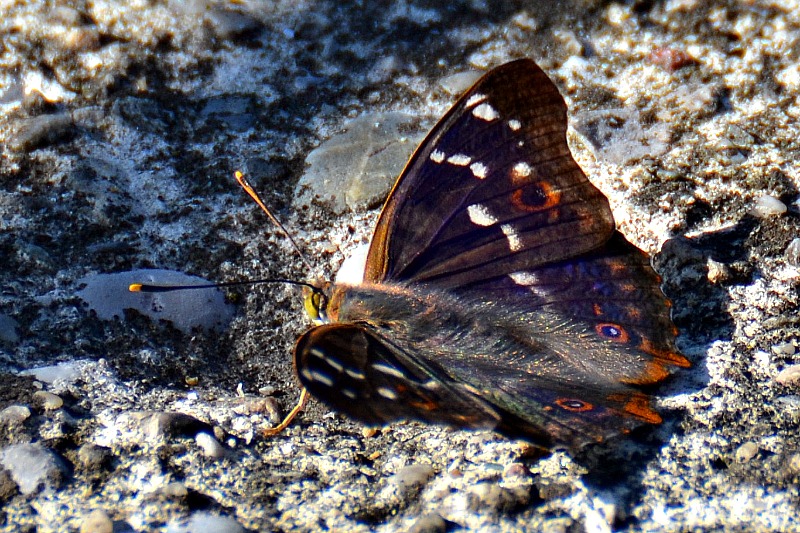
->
[302,281,332,326]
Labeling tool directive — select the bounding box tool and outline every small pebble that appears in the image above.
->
[80,509,113,533]
[232,396,280,426]
[204,7,262,40]
[9,112,75,151]
[775,395,800,422]
[196,432,227,459]
[776,365,800,386]
[735,441,759,463]
[785,238,800,267]
[773,341,797,356]
[751,195,787,218]
[707,258,730,283]
[294,113,424,214]
[785,453,800,476]
[503,462,532,479]
[648,46,696,72]
[76,444,112,470]
[22,361,82,385]
[0,405,31,424]
[511,11,538,30]
[165,511,244,533]
[148,412,213,439]
[409,513,449,533]
[391,464,435,492]
[438,70,483,95]
[33,391,64,411]
[162,481,189,498]
[367,55,403,84]
[467,482,530,512]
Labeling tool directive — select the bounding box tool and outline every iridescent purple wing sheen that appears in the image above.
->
[456,232,689,387]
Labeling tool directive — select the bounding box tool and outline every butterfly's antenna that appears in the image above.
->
[234,170,316,273]
[130,276,326,303]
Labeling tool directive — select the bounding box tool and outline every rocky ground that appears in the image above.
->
[2,1,800,531]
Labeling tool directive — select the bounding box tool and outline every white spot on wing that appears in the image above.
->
[345,368,366,380]
[469,161,488,179]
[341,388,357,399]
[509,271,550,298]
[501,224,522,251]
[423,380,440,390]
[376,387,398,400]
[324,357,344,372]
[508,119,522,131]
[372,363,406,379]
[513,162,532,178]
[309,370,335,387]
[465,93,487,108]
[467,204,498,226]
[430,150,445,163]
[472,102,500,121]
[308,347,326,359]
[509,271,538,285]
[446,153,472,166]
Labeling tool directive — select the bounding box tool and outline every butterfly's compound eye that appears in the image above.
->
[303,288,325,325]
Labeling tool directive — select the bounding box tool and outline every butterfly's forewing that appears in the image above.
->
[365,58,616,288]
[297,323,506,431]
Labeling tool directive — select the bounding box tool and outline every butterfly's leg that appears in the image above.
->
[263,387,309,436]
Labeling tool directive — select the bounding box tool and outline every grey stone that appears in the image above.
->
[294,113,424,214]
[0,443,67,495]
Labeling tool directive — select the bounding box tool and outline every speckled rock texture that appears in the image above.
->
[2,1,800,531]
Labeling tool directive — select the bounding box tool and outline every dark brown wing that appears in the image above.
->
[364,58,615,289]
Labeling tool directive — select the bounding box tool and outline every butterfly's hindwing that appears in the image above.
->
[457,232,690,386]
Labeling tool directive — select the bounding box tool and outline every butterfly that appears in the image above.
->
[290,58,689,452]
